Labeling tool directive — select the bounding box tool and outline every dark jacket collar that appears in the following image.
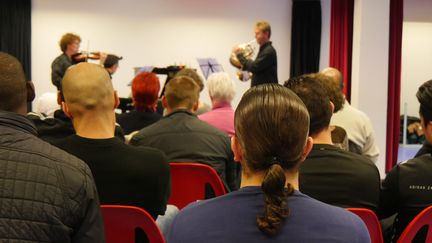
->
[312,143,342,151]
[0,110,38,135]
[165,109,196,118]
[259,41,272,51]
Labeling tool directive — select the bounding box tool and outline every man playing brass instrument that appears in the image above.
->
[234,21,278,87]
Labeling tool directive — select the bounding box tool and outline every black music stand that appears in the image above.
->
[197,58,224,80]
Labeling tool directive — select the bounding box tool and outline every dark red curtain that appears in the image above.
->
[329,0,354,101]
[386,0,403,172]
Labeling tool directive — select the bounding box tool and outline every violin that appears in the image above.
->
[72,51,102,63]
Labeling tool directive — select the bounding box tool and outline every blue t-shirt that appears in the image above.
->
[168,187,370,243]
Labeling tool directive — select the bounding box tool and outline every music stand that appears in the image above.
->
[197,58,224,80]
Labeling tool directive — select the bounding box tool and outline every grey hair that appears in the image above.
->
[207,72,236,103]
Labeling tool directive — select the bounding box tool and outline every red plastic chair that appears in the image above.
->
[101,205,165,243]
[397,205,432,243]
[347,208,383,243]
[168,162,227,209]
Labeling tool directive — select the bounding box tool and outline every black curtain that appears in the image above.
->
[290,0,321,78]
[0,0,31,81]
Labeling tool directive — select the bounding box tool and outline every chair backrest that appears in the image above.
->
[397,205,432,243]
[168,162,227,209]
[101,205,165,243]
[347,208,383,243]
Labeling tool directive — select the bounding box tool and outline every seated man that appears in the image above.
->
[174,68,211,115]
[321,67,380,162]
[285,73,380,211]
[379,79,432,242]
[0,52,104,242]
[54,63,171,221]
[130,76,237,191]
[102,54,122,78]
[198,72,236,137]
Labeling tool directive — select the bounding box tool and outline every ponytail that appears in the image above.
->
[256,163,293,236]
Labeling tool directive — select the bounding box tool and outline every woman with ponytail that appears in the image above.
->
[168,84,370,243]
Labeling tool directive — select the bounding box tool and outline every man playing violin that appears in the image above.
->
[51,33,81,90]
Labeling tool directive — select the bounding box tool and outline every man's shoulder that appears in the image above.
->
[307,145,378,173]
[133,112,228,141]
[51,53,68,65]
[123,142,167,160]
[2,130,92,185]
[397,154,432,174]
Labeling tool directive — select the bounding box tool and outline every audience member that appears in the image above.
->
[102,54,122,78]
[51,33,81,90]
[198,72,236,136]
[379,79,432,242]
[53,63,171,221]
[117,72,162,134]
[285,73,380,211]
[33,92,59,117]
[168,84,370,243]
[174,68,211,115]
[321,67,380,162]
[130,76,237,191]
[0,52,104,242]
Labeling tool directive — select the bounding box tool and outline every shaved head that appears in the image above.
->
[0,52,27,113]
[62,63,114,117]
[321,67,343,90]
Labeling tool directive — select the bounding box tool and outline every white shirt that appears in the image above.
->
[331,100,380,163]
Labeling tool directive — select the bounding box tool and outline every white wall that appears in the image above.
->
[31,0,292,109]
[401,22,432,117]
[352,0,390,177]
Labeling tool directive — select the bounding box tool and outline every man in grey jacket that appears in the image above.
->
[0,52,105,242]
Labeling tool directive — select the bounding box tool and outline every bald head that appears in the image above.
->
[62,63,114,116]
[0,52,28,113]
[321,67,343,91]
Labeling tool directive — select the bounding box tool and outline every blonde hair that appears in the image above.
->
[165,76,199,110]
[256,21,271,38]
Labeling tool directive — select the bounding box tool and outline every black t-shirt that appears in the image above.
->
[54,135,170,219]
[117,110,161,135]
[379,153,432,242]
[299,144,380,211]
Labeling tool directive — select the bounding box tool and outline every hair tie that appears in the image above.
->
[268,156,280,167]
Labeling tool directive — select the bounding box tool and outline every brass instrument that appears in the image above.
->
[230,40,257,81]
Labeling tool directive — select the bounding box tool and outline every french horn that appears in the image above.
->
[230,39,257,81]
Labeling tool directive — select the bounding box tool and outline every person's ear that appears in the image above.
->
[61,102,73,119]
[162,96,168,108]
[26,81,35,102]
[329,101,335,114]
[231,136,244,162]
[299,136,313,162]
[192,101,199,112]
[113,90,120,109]
[57,91,63,105]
